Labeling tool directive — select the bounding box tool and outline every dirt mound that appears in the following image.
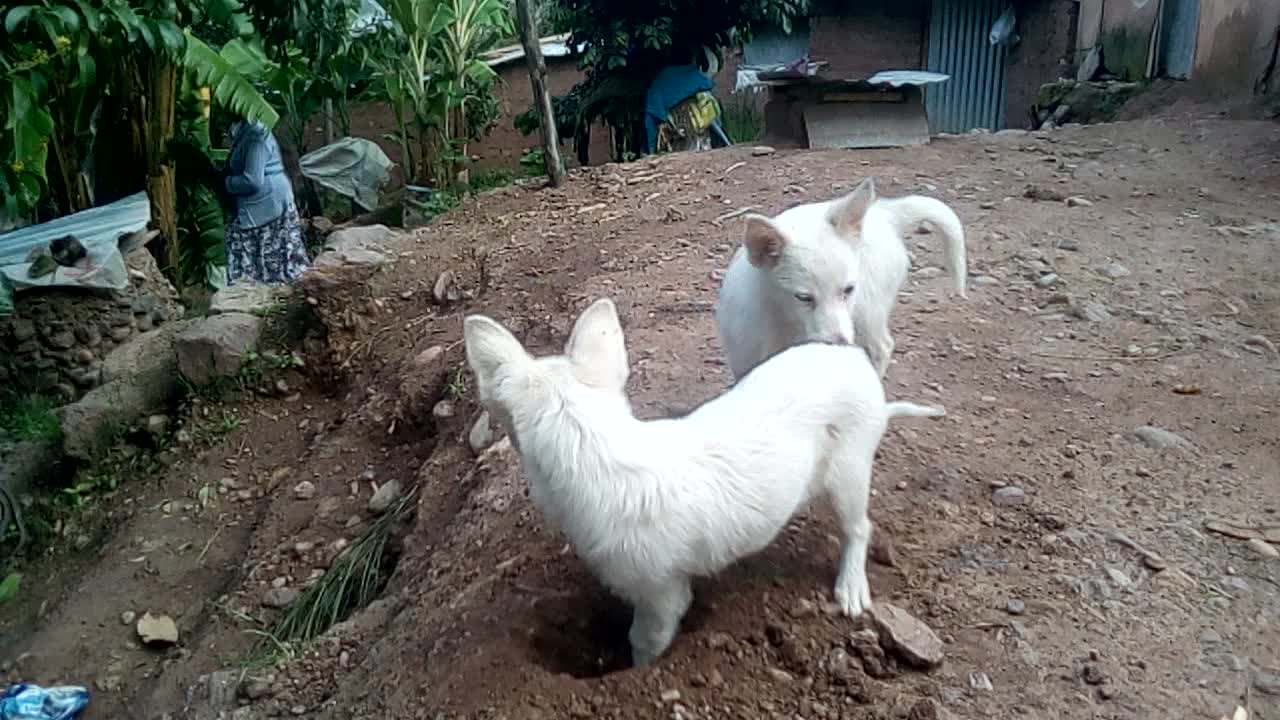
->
[4,120,1280,720]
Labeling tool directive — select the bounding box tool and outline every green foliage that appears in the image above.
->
[0,572,20,604]
[0,390,62,444]
[0,1,278,223]
[720,94,763,144]
[374,0,513,186]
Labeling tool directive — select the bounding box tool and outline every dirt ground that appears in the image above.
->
[3,111,1280,720]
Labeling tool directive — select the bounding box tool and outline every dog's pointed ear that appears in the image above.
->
[743,214,787,268]
[826,177,877,237]
[464,314,528,385]
[566,298,629,389]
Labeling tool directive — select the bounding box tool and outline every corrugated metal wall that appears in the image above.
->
[925,0,1010,133]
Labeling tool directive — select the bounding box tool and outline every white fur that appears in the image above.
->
[716,178,967,380]
[464,298,945,667]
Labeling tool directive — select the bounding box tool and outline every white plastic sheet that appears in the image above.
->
[0,191,150,313]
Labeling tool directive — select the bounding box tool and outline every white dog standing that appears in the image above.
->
[716,177,967,380]
[464,298,944,667]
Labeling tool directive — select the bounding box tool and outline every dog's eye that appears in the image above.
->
[794,292,815,304]
[842,283,856,296]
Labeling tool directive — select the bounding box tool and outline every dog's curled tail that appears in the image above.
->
[881,195,967,298]
[885,401,946,420]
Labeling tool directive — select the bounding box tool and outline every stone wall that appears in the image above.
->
[0,247,184,403]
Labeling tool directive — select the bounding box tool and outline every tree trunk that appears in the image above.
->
[514,0,566,187]
[146,59,180,277]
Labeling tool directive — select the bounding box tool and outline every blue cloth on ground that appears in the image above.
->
[643,65,715,154]
[0,684,89,720]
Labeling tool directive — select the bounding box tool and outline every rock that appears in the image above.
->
[210,285,285,316]
[766,667,795,683]
[263,587,299,609]
[1255,671,1280,696]
[136,612,180,646]
[240,676,274,701]
[315,225,393,269]
[60,321,192,460]
[868,602,944,669]
[175,313,264,385]
[96,675,123,693]
[750,146,776,157]
[468,411,495,454]
[992,486,1026,507]
[120,610,137,625]
[368,480,402,515]
[1095,262,1131,280]
[849,628,894,678]
[432,400,456,420]
[1133,426,1193,451]
[660,689,682,703]
[1065,196,1093,207]
[1072,300,1112,322]
[293,481,317,500]
[432,270,460,305]
[1081,663,1106,685]
[1057,238,1080,251]
[1051,103,1072,124]
[1035,273,1059,287]
[968,671,994,691]
[146,414,170,437]
[1105,566,1131,589]
[1244,538,1279,559]
[1005,598,1026,615]
[186,671,241,716]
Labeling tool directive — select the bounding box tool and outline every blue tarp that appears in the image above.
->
[643,65,715,154]
[0,192,151,316]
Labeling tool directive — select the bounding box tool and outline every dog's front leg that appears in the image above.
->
[859,307,895,378]
[627,577,693,667]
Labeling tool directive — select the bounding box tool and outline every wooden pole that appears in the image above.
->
[514,0,567,187]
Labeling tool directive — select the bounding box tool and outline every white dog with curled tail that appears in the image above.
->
[717,177,967,380]
[463,298,945,667]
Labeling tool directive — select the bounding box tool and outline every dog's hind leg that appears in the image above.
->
[627,576,693,667]
[826,433,878,618]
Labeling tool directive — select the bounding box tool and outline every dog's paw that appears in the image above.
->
[834,576,873,618]
[631,647,658,668]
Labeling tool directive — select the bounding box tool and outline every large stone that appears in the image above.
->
[314,225,393,269]
[210,285,287,316]
[868,602,945,669]
[176,313,264,385]
[60,322,192,460]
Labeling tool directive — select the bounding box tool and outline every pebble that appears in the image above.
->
[1247,538,1279,559]
[969,671,994,691]
[468,412,496,454]
[368,480,403,515]
[750,145,776,157]
[263,587,299,609]
[1097,262,1131,279]
[1066,196,1093,207]
[1072,300,1112,322]
[1005,598,1026,615]
[766,667,795,683]
[1035,273,1059,287]
[1105,566,1131,589]
[1057,238,1080,251]
[293,481,317,500]
[1133,425,1192,451]
[120,610,136,626]
[660,689,682,703]
[991,486,1027,507]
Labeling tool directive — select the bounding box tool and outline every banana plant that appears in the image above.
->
[1,0,276,231]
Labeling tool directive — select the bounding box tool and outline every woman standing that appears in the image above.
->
[223,119,309,285]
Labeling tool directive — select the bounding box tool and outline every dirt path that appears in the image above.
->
[3,116,1279,720]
